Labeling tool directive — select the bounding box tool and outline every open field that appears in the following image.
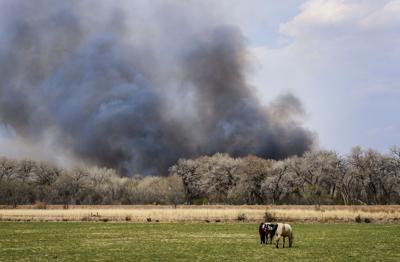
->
[0,205,399,223]
[0,222,399,261]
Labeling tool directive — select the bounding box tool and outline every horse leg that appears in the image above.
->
[289,236,292,248]
[260,232,265,244]
[276,235,280,248]
[283,236,285,248]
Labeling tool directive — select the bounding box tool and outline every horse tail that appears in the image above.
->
[289,227,294,247]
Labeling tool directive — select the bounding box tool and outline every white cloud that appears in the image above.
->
[361,1,400,29]
[280,0,400,37]
[249,0,400,153]
[280,0,369,37]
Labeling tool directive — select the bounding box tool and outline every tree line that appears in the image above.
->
[0,159,185,206]
[1,146,400,205]
[170,147,400,205]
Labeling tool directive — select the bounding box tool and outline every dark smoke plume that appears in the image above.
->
[0,1,315,175]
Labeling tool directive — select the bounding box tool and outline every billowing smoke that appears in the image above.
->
[0,1,315,175]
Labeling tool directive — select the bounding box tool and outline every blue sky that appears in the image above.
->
[218,0,400,153]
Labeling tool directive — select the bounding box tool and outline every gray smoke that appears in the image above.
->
[0,0,315,175]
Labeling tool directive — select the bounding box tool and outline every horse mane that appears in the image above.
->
[270,223,278,236]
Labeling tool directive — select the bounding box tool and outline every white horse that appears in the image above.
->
[268,223,293,248]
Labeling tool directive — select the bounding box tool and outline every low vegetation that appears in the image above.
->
[0,205,398,223]
[1,222,399,261]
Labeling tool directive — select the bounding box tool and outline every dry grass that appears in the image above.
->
[0,205,399,223]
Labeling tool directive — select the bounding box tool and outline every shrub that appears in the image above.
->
[147,217,152,222]
[314,205,325,212]
[264,210,277,222]
[81,216,90,221]
[364,217,372,223]
[193,197,209,205]
[237,213,246,222]
[34,202,47,210]
[355,215,362,223]
[125,216,132,221]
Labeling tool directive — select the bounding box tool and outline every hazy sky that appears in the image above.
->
[0,0,399,165]
[221,0,400,153]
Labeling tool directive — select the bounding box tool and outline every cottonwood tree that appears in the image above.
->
[261,159,293,204]
[0,157,16,183]
[228,156,272,204]
[169,158,205,204]
[34,162,61,203]
[288,151,344,205]
[347,147,400,204]
[164,175,186,206]
[201,153,240,203]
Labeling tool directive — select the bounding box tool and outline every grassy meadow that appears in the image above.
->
[0,222,399,261]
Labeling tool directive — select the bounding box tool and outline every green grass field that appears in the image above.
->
[0,222,399,261]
